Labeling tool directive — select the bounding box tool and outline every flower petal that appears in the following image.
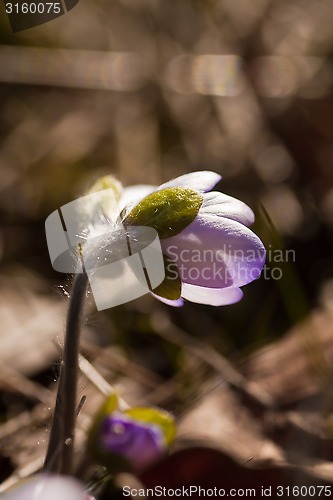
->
[161,215,266,288]
[119,185,156,213]
[201,191,255,226]
[100,414,165,471]
[182,284,243,306]
[125,407,176,447]
[158,171,221,192]
[150,292,184,307]
[3,475,89,500]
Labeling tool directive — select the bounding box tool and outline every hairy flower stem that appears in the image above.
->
[44,272,89,475]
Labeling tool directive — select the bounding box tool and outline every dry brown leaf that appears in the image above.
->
[0,272,66,375]
[245,304,333,405]
[177,381,284,465]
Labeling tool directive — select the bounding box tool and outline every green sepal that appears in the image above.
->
[82,175,123,224]
[153,254,181,300]
[124,407,176,447]
[123,187,203,239]
[87,393,119,464]
[87,175,123,202]
[92,393,119,420]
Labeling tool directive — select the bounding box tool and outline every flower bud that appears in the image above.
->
[87,395,176,472]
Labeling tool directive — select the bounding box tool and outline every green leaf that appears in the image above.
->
[125,407,176,446]
[153,254,181,300]
[123,187,203,239]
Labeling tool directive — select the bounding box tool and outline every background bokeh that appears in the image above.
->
[1,0,333,491]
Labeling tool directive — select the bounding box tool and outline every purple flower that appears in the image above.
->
[2,475,92,500]
[87,395,175,473]
[120,171,266,307]
[99,413,166,471]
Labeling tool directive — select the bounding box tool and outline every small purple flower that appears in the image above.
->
[120,171,266,307]
[87,395,175,473]
[100,413,166,471]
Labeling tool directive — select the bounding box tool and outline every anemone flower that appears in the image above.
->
[48,171,265,309]
[119,171,266,307]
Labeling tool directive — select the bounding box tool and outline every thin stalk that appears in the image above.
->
[43,369,64,472]
[44,272,89,475]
